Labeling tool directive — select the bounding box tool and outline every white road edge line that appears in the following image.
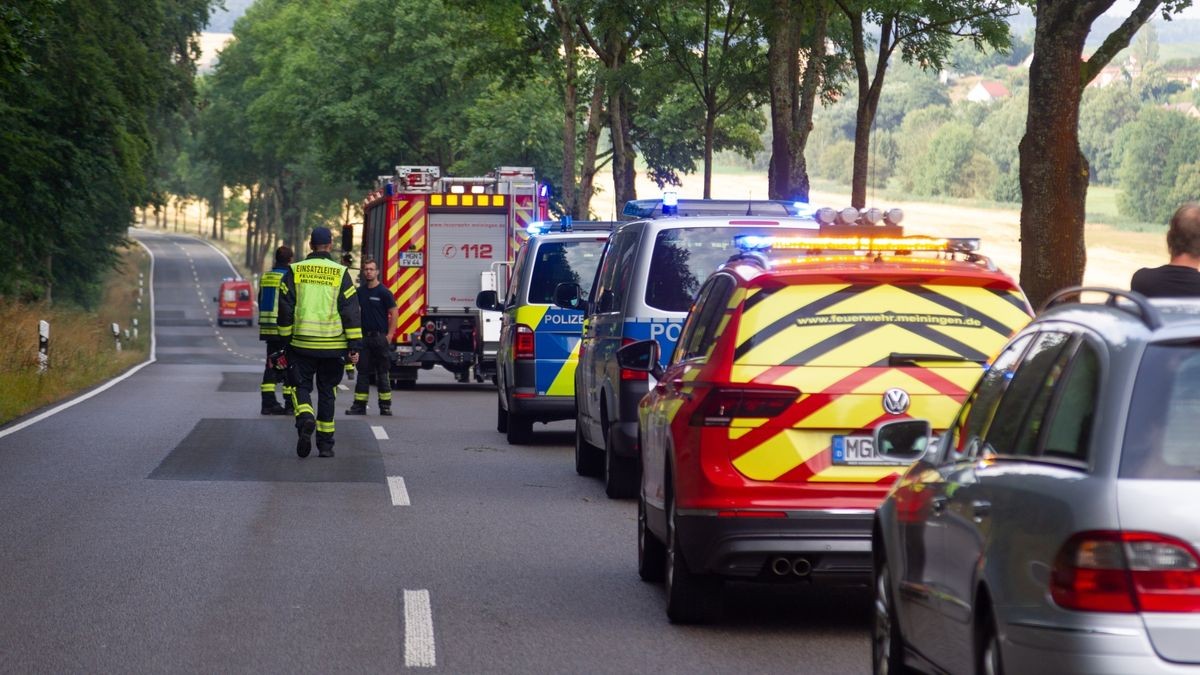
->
[0,235,157,440]
[403,589,436,668]
[388,476,410,506]
[372,425,388,440]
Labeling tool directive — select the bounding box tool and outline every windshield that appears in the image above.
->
[645,226,815,312]
[1122,344,1200,480]
[527,239,606,304]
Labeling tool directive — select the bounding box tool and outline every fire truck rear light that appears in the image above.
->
[691,386,799,427]
[515,324,535,360]
[1051,531,1200,613]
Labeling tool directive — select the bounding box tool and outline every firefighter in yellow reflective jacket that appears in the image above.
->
[258,245,294,415]
[277,227,363,458]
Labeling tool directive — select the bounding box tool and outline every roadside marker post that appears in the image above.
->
[37,320,49,374]
[112,322,121,352]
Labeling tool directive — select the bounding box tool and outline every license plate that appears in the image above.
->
[397,346,413,355]
[399,252,423,267]
[832,434,936,465]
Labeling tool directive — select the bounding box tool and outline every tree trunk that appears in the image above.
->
[1018,11,1091,309]
[609,86,637,214]
[577,77,606,219]
[552,0,578,217]
[791,2,828,203]
[703,108,716,198]
[847,12,891,208]
[767,0,796,199]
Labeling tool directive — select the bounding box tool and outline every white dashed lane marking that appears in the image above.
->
[338,384,349,391]
[388,476,410,506]
[403,589,436,668]
[371,425,388,440]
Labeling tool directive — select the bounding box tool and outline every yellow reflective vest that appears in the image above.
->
[277,252,362,356]
[258,267,287,340]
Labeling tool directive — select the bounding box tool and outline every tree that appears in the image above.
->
[642,0,768,197]
[1131,21,1160,67]
[1018,0,1193,309]
[1117,107,1200,224]
[1077,83,1140,185]
[835,0,1015,207]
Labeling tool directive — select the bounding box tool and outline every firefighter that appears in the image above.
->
[258,245,294,415]
[277,227,363,458]
[346,256,398,416]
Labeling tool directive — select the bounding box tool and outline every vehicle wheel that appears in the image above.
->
[574,422,602,477]
[664,492,721,624]
[873,558,908,675]
[496,396,509,433]
[506,412,532,444]
[604,423,639,499]
[978,611,1003,675]
[638,493,666,582]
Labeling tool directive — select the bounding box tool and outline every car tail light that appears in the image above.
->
[620,337,647,381]
[690,385,799,427]
[514,324,535,360]
[1050,531,1200,613]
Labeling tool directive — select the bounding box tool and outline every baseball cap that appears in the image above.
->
[310,227,332,246]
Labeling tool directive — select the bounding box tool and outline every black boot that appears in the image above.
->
[345,402,367,415]
[261,402,289,415]
[378,404,392,417]
[296,417,315,458]
[317,441,335,458]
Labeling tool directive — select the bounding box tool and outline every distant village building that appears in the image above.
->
[966,80,1011,103]
[1192,73,1200,90]
[1089,65,1125,89]
[1163,102,1200,119]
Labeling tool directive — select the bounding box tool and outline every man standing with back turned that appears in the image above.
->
[258,245,294,415]
[1131,203,1200,298]
[277,227,363,458]
[346,256,398,416]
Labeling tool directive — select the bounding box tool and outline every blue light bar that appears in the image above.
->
[527,221,547,235]
[733,235,775,251]
[622,198,804,219]
[662,191,679,216]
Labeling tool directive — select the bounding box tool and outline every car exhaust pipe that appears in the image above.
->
[791,557,812,577]
[770,556,792,576]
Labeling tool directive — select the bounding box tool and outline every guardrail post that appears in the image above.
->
[38,320,49,374]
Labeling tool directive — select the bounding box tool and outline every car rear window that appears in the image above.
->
[526,240,605,304]
[1121,344,1200,480]
[645,226,815,312]
[733,280,1030,367]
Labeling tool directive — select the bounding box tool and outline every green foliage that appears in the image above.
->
[1118,107,1200,224]
[1171,163,1200,208]
[0,0,213,305]
[1079,84,1141,185]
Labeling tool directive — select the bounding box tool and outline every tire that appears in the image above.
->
[506,412,533,444]
[638,493,666,582]
[604,425,639,499]
[664,491,721,624]
[574,422,602,477]
[496,396,509,433]
[873,559,908,675]
[978,609,1003,675]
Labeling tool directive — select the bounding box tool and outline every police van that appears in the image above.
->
[554,197,819,497]
[477,221,612,444]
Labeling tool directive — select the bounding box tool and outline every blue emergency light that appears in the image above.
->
[526,221,547,235]
[733,235,775,251]
[662,191,679,216]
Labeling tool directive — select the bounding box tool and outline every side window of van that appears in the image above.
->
[674,274,735,363]
[505,244,529,307]
[592,230,637,314]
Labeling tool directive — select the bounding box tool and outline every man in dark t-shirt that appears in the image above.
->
[346,257,398,416]
[1131,203,1200,298]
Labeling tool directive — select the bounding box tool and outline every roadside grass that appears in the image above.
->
[0,243,152,426]
[1085,185,1161,233]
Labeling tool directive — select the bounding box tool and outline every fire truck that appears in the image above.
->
[359,165,548,387]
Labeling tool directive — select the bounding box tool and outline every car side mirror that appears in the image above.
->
[476,290,501,312]
[616,339,664,380]
[874,419,933,462]
[553,282,584,311]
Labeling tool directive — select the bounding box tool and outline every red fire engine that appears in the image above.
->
[359,165,548,387]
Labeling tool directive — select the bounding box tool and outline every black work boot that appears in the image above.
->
[261,402,289,415]
[345,402,367,415]
[378,405,392,417]
[296,417,315,458]
[317,441,335,458]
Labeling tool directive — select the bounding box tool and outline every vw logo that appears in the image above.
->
[882,388,910,415]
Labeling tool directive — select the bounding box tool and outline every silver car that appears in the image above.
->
[871,288,1200,674]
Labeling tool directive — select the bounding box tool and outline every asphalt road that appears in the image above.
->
[0,228,872,673]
